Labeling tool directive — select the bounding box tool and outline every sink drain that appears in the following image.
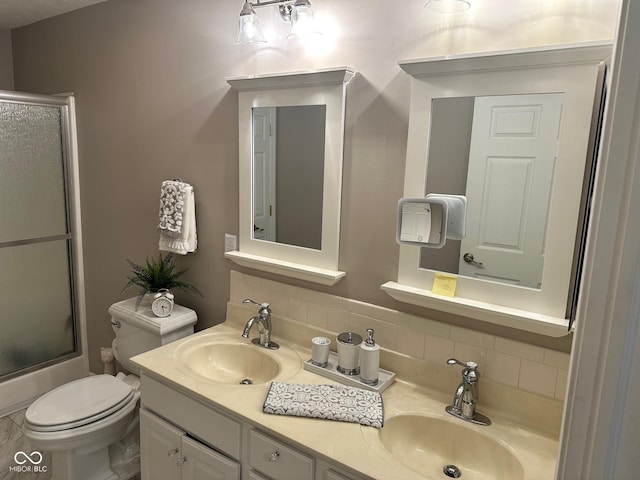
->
[239,378,253,385]
[443,465,461,478]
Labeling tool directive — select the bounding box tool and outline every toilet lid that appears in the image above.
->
[26,375,134,431]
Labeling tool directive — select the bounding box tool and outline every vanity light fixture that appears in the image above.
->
[236,0,267,43]
[236,0,321,44]
[425,0,471,14]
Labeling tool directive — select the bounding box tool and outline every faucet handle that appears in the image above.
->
[242,298,270,310]
[447,358,480,382]
[447,358,477,369]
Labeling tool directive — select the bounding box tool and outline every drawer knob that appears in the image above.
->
[268,451,280,462]
[168,448,179,458]
[177,456,187,466]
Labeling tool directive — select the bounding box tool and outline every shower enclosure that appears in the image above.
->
[0,90,88,415]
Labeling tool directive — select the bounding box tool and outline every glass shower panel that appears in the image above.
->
[0,96,77,380]
[0,102,68,243]
[0,241,75,377]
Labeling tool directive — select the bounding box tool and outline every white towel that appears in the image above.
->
[159,182,197,255]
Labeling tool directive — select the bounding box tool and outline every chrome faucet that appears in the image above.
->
[241,299,279,350]
[445,358,491,426]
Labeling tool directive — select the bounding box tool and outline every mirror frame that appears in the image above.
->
[226,67,355,285]
[382,42,612,336]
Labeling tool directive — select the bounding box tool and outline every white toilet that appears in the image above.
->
[23,297,197,480]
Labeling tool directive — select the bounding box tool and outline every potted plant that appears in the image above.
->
[122,252,203,309]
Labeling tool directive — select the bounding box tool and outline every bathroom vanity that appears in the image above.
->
[131,314,558,480]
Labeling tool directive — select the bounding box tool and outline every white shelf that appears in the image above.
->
[226,66,356,91]
[381,281,569,337]
[398,41,613,77]
[224,251,345,286]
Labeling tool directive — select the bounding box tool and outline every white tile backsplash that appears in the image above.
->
[230,271,570,400]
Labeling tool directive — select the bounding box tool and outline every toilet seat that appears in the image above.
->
[25,375,134,432]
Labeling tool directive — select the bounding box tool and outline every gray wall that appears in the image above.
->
[9,0,618,372]
[0,28,13,90]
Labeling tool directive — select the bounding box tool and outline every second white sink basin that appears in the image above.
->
[378,414,524,480]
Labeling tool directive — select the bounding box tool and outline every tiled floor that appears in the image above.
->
[0,409,51,480]
[0,408,141,480]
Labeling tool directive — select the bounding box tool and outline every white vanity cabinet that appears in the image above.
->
[140,409,241,480]
[139,374,367,480]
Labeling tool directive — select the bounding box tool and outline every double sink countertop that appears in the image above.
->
[131,320,558,480]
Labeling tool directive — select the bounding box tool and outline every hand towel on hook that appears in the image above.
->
[158,180,197,254]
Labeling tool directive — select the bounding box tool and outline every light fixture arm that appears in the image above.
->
[244,0,311,22]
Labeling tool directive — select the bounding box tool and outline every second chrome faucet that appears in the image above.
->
[445,358,491,426]
[241,299,279,350]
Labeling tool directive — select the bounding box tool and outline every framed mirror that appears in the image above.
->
[382,42,611,336]
[226,67,355,285]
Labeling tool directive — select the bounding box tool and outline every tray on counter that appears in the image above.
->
[303,350,396,393]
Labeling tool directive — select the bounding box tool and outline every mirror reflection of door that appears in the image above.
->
[252,107,276,241]
[420,93,563,289]
[251,105,326,250]
[460,94,563,288]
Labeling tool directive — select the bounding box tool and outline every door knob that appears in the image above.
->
[463,253,484,268]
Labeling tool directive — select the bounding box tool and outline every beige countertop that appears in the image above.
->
[131,322,558,480]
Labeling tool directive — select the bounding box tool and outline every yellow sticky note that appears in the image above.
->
[432,273,458,297]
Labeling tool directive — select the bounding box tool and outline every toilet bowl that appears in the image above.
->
[23,298,197,480]
[24,374,141,480]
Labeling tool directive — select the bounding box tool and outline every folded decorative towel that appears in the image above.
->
[263,382,384,428]
[158,180,187,238]
[159,181,197,255]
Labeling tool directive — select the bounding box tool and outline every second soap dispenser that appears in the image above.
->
[360,328,380,386]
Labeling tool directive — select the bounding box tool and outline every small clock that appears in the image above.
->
[151,289,174,318]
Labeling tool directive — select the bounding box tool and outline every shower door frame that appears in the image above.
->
[0,90,89,416]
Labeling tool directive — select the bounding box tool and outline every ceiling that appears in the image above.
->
[0,0,109,30]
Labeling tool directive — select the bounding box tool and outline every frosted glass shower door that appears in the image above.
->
[0,99,77,379]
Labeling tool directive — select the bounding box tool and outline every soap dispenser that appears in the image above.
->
[360,328,380,386]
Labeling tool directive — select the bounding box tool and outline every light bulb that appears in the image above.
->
[236,1,266,44]
[288,0,321,39]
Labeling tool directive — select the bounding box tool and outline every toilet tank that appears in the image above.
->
[109,297,197,375]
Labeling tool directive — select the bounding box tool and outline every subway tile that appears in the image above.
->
[453,342,488,373]
[485,350,521,387]
[519,360,558,398]
[348,314,398,351]
[311,291,341,309]
[544,349,571,369]
[288,297,308,323]
[450,325,495,349]
[307,302,328,330]
[288,284,315,302]
[494,337,545,362]
[424,334,455,365]
[398,312,451,338]
[371,305,399,324]
[326,307,350,334]
[555,368,569,401]
[263,282,289,316]
[341,298,374,317]
[397,326,425,359]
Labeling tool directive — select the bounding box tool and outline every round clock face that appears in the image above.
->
[151,296,173,317]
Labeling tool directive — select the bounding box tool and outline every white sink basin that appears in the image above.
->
[378,414,525,480]
[174,333,301,385]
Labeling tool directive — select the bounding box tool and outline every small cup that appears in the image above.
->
[311,337,331,367]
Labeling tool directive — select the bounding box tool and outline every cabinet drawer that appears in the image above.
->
[141,374,241,460]
[249,429,314,480]
[248,472,270,480]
